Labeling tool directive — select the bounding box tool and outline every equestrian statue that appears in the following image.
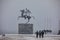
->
[18,8,35,23]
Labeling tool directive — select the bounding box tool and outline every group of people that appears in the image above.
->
[35,30,44,38]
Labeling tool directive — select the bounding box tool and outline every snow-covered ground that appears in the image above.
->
[0,34,60,40]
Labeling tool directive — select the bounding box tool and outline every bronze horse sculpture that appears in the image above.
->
[18,8,35,23]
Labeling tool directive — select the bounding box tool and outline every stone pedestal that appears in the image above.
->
[18,24,33,34]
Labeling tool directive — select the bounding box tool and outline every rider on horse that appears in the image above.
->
[18,8,35,23]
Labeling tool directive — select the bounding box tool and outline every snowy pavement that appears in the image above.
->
[0,34,60,40]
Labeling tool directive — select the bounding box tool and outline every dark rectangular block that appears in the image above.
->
[18,24,33,34]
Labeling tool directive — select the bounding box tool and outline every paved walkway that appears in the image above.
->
[0,34,60,40]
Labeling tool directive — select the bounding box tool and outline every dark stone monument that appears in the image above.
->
[18,24,33,34]
[18,8,34,34]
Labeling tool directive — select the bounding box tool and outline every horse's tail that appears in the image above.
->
[31,16,35,19]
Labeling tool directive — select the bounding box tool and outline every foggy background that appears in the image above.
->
[0,0,60,34]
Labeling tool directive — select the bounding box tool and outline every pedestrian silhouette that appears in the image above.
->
[39,30,41,38]
[35,31,39,38]
[41,31,44,38]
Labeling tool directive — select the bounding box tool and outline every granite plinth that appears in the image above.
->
[18,24,33,34]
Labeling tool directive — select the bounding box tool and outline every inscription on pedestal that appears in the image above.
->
[18,24,33,34]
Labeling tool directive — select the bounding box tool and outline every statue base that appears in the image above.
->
[18,23,33,34]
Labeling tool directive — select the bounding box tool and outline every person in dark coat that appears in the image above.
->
[35,31,39,38]
[39,30,42,38]
[41,31,44,38]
